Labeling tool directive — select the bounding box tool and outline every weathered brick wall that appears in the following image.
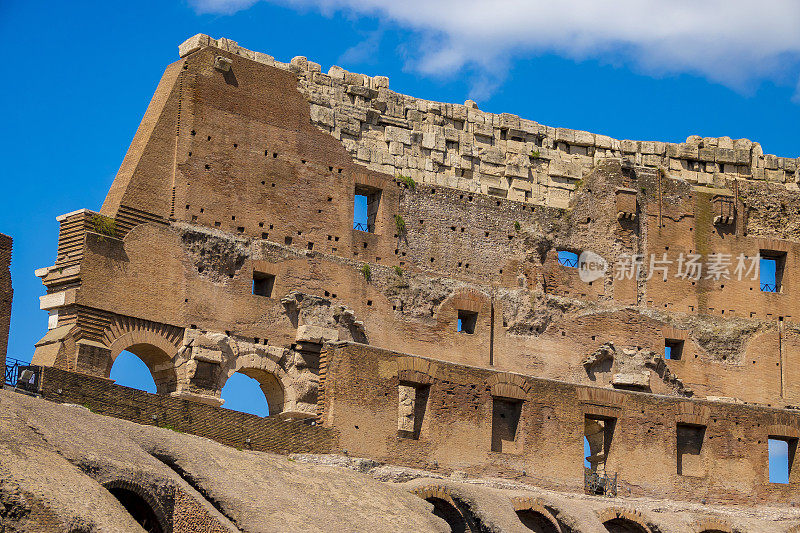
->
[172,489,229,533]
[30,36,800,420]
[36,366,336,455]
[0,233,11,371]
[320,342,800,505]
[178,34,799,210]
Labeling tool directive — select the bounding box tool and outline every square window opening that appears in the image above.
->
[354,185,382,233]
[457,310,478,334]
[760,251,786,293]
[558,250,579,268]
[252,272,275,297]
[665,339,684,360]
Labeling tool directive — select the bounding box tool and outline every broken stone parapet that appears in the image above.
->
[177,34,800,211]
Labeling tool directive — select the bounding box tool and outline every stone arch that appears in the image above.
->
[511,497,562,533]
[411,485,481,533]
[102,479,170,533]
[598,507,652,533]
[219,353,297,415]
[105,317,184,395]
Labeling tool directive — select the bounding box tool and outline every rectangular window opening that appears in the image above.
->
[558,250,579,268]
[677,424,706,476]
[397,383,430,440]
[760,251,786,293]
[252,272,275,297]
[769,437,796,484]
[491,397,522,453]
[584,415,616,475]
[665,339,684,360]
[354,185,381,233]
[457,310,478,334]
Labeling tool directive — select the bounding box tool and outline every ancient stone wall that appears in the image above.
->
[320,342,800,505]
[0,233,11,371]
[179,34,799,209]
[31,36,800,416]
[22,35,800,514]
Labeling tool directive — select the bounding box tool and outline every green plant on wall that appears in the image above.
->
[394,265,403,276]
[531,150,541,160]
[398,174,416,190]
[91,214,116,237]
[360,263,371,281]
[394,214,407,237]
[514,221,521,232]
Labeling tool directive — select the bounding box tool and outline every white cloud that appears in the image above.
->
[191,0,800,98]
[192,0,259,15]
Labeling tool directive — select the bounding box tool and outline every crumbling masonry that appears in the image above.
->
[24,33,800,529]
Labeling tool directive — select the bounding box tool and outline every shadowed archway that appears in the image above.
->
[103,479,169,533]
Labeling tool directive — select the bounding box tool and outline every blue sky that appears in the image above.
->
[0,2,796,476]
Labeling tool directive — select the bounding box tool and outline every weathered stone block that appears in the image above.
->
[296,325,339,344]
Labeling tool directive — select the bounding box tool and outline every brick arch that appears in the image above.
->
[488,372,530,400]
[105,316,184,394]
[102,478,171,533]
[397,356,438,384]
[597,507,653,533]
[411,485,482,533]
[219,353,297,415]
[444,288,490,313]
[675,402,711,426]
[766,423,800,439]
[692,517,734,533]
[510,497,562,533]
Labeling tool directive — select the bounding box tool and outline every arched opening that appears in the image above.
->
[517,509,559,533]
[108,339,177,395]
[107,487,164,533]
[126,343,177,394]
[110,351,156,393]
[603,518,649,533]
[221,368,284,416]
[221,372,271,416]
[427,497,468,533]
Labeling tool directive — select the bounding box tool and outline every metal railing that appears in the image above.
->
[584,468,617,497]
[4,358,39,394]
[353,222,369,232]
[558,256,579,268]
[4,357,27,387]
[760,283,778,293]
